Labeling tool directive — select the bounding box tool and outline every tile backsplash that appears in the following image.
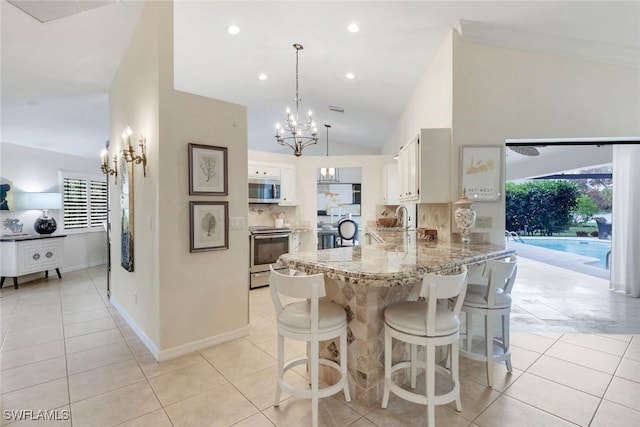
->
[417,203,451,242]
[248,204,298,227]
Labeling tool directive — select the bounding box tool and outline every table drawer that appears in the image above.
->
[18,240,63,275]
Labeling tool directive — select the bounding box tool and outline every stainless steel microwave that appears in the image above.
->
[248,178,281,203]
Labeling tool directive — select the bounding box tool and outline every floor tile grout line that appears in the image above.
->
[80,269,176,427]
[556,337,631,358]
[58,272,74,427]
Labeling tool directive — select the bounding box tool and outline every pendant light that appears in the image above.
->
[274,43,318,156]
[318,124,340,183]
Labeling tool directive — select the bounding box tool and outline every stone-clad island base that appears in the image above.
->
[277,231,515,404]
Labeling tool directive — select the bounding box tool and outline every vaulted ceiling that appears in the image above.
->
[2,1,639,163]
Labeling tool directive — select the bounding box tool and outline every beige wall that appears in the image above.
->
[384,28,640,245]
[110,1,249,360]
[383,30,453,155]
[0,142,108,274]
[451,32,640,244]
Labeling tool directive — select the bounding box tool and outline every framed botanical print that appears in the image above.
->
[188,143,228,195]
[460,145,504,202]
[189,201,229,252]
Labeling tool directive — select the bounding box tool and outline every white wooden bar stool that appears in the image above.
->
[460,256,518,387]
[382,266,468,427]
[269,266,350,427]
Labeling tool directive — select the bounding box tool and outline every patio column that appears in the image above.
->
[610,144,640,297]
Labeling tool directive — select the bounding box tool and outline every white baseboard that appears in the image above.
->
[109,296,160,359]
[157,326,250,362]
[61,259,107,273]
[109,296,249,362]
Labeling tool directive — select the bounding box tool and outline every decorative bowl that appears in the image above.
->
[377,218,397,227]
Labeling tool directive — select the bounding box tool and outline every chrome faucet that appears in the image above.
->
[395,205,410,229]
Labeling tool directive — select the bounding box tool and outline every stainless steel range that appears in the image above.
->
[249,226,291,289]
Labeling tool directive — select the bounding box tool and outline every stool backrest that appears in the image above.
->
[269,266,326,329]
[483,256,518,306]
[420,265,468,336]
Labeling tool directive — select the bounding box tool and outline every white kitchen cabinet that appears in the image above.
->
[279,164,297,206]
[248,161,281,178]
[0,235,66,289]
[383,163,399,205]
[397,128,451,203]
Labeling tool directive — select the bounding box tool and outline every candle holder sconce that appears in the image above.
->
[121,126,147,177]
[100,150,118,184]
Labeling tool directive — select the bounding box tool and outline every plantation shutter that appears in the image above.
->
[62,175,107,231]
[90,180,107,227]
[63,177,88,229]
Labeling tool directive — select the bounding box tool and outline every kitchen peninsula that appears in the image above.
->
[277,230,514,404]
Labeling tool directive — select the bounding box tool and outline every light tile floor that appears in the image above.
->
[1,262,639,426]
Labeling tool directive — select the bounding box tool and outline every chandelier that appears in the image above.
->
[318,124,340,182]
[275,43,318,157]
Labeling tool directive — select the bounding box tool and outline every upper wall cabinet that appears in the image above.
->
[248,161,281,179]
[397,128,451,203]
[382,163,399,205]
[279,164,297,206]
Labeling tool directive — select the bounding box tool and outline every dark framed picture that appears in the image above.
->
[189,201,229,252]
[460,145,504,202]
[188,143,228,195]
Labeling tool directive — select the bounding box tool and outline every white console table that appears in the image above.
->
[0,235,66,289]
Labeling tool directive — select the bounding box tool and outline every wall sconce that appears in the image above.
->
[121,126,147,177]
[100,149,118,184]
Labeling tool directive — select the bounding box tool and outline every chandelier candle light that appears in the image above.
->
[275,43,318,157]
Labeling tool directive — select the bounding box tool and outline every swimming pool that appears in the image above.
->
[520,238,611,269]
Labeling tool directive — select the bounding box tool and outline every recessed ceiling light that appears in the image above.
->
[226,24,240,35]
[347,23,360,33]
[345,72,355,80]
[258,73,268,81]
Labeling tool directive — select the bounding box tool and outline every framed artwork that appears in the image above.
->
[120,155,135,271]
[190,201,229,252]
[1,178,13,211]
[460,145,504,202]
[188,143,228,195]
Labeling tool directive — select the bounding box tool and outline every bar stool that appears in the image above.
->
[382,266,468,427]
[460,256,518,387]
[269,266,350,427]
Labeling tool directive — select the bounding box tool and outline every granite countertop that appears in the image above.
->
[290,227,312,233]
[278,229,514,287]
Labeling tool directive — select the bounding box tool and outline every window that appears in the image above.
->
[61,173,107,232]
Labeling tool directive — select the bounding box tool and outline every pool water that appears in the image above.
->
[521,238,611,269]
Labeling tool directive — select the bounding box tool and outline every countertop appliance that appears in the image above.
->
[249,226,291,289]
[248,178,281,204]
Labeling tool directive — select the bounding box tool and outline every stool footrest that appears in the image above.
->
[385,361,460,406]
[279,357,348,400]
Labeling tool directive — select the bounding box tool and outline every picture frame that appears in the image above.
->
[189,201,229,252]
[188,143,228,195]
[460,145,504,202]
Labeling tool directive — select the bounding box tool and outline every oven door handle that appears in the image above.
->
[254,233,290,240]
